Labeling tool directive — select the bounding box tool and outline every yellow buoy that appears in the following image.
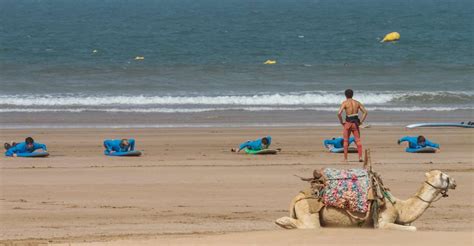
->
[134,56,145,60]
[263,59,277,65]
[381,32,400,43]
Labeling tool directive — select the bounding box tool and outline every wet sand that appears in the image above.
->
[0,127,472,245]
[1,110,471,128]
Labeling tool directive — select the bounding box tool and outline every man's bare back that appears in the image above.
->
[340,98,367,119]
[338,99,368,125]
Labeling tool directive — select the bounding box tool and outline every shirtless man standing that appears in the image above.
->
[337,89,368,162]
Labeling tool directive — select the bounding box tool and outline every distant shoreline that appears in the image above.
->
[1,109,471,129]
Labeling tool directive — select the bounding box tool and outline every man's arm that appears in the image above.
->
[425,140,440,149]
[359,102,368,124]
[398,136,411,145]
[129,139,135,151]
[238,141,250,152]
[35,143,47,152]
[337,103,345,125]
[323,139,333,148]
[104,140,113,153]
[5,146,18,157]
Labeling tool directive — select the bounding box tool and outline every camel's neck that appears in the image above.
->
[395,181,441,224]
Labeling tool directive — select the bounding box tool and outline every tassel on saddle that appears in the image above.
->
[295,169,327,197]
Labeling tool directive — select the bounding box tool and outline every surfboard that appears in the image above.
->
[330,147,358,153]
[360,124,371,129]
[16,152,49,158]
[244,149,278,155]
[106,150,142,157]
[406,147,437,153]
[406,123,474,129]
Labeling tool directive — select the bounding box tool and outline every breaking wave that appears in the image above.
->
[0,91,472,107]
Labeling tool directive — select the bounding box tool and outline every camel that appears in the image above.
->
[275,170,456,231]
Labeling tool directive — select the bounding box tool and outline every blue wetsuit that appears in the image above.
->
[399,136,439,153]
[323,137,355,149]
[5,142,47,157]
[238,136,272,151]
[103,139,135,154]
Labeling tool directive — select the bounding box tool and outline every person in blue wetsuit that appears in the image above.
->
[323,137,355,149]
[4,137,47,157]
[231,136,272,152]
[103,139,135,155]
[398,136,439,152]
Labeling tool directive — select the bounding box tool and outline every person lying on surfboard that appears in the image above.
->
[103,139,135,155]
[231,136,272,152]
[323,137,355,149]
[398,136,440,149]
[4,137,47,157]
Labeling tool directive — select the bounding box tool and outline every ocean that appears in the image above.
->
[1,0,472,127]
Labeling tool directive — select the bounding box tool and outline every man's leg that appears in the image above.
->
[352,124,363,161]
[343,123,351,161]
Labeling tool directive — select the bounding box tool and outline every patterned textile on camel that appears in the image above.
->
[319,168,370,213]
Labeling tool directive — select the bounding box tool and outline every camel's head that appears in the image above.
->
[425,170,457,191]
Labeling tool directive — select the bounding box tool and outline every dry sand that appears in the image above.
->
[0,127,472,245]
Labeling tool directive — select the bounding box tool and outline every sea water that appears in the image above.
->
[1,0,472,127]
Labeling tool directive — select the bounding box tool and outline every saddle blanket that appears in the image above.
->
[320,168,370,213]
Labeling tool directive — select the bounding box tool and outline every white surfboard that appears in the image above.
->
[406,123,474,129]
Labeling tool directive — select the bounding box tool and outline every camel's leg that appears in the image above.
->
[275,216,299,229]
[275,213,320,229]
[378,222,417,231]
[377,207,416,231]
[293,199,321,229]
[275,199,321,229]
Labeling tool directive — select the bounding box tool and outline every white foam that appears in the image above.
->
[0,92,402,106]
[1,91,471,109]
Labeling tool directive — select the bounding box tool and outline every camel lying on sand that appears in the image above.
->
[275,170,456,231]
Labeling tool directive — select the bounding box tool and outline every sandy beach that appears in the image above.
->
[0,126,472,245]
[2,0,472,245]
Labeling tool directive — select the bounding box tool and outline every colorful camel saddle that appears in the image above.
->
[320,168,370,213]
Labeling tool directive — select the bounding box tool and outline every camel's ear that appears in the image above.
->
[439,173,445,181]
[425,172,430,178]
